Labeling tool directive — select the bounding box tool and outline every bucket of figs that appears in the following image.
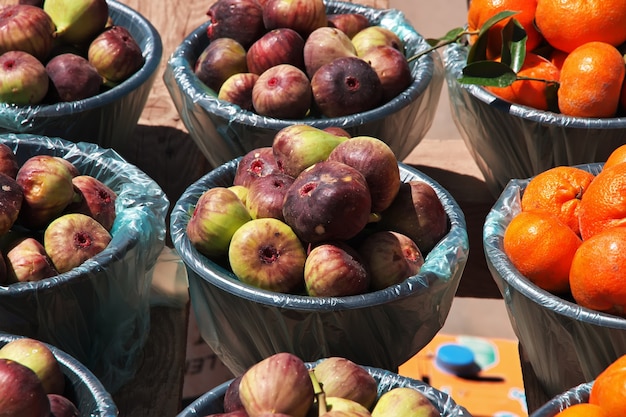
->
[0,332,118,417]
[164,0,444,168]
[170,124,469,376]
[177,352,471,417]
[0,133,168,394]
[0,0,162,154]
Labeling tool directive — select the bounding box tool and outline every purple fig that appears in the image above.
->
[44,0,109,46]
[195,37,248,93]
[313,357,378,410]
[45,53,102,102]
[327,13,370,39]
[304,241,370,297]
[205,412,248,417]
[352,26,403,57]
[0,143,18,179]
[88,25,144,85]
[245,171,294,221]
[224,375,246,413]
[238,352,314,417]
[0,172,23,236]
[4,237,58,283]
[206,0,265,49]
[358,231,424,291]
[252,64,311,119]
[64,175,117,231]
[186,187,252,259]
[48,394,79,417]
[19,0,44,6]
[361,45,412,102]
[262,0,327,39]
[233,147,280,188]
[246,28,305,75]
[323,127,352,138]
[0,50,48,105]
[371,387,439,417]
[303,26,357,79]
[228,217,306,293]
[218,72,259,111]
[0,4,55,61]
[282,161,372,244]
[43,213,112,273]
[0,358,50,417]
[311,56,383,118]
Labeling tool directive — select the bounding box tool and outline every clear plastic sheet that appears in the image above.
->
[443,41,626,198]
[170,159,469,376]
[483,162,626,400]
[163,0,444,168]
[0,332,119,417]
[0,1,163,153]
[177,362,472,417]
[0,134,168,394]
[530,382,592,417]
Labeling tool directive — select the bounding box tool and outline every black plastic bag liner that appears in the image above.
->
[0,1,163,154]
[483,162,626,400]
[163,0,444,168]
[177,361,472,417]
[444,41,626,198]
[530,382,592,416]
[0,134,168,394]
[0,332,118,417]
[171,159,469,376]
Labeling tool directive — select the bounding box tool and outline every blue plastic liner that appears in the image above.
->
[171,159,469,376]
[483,162,626,401]
[0,332,119,417]
[530,382,592,416]
[177,361,472,417]
[444,41,626,198]
[0,1,163,153]
[163,0,444,168]
[0,134,168,394]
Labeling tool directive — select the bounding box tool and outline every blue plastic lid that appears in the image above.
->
[436,343,479,376]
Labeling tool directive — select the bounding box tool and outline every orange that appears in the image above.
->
[554,403,607,417]
[535,0,626,53]
[578,162,626,240]
[520,166,595,236]
[557,41,625,118]
[503,210,581,293]
[549,48,568,70]
[487,52,560,111]
[569,226,626,317]
[467,0,543,59]
[590,358,626,416]
[603,144,626,171]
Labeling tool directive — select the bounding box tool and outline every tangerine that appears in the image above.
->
[503,210,581,293]
[554,403,607,417]
[603,144,626,171]
[589,360,626,417]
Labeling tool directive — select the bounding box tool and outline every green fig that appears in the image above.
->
[324,397,371,414]
[371,387,439,417]
[44,0,109,46]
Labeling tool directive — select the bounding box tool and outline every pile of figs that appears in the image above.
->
[195,0,414,119]
[0,143,117,286]
[0,0,144,106]
[186,125,449,297]
[207,352,440,417]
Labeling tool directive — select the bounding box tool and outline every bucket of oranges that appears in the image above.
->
[442,0,626,198]
[483,145,626,405]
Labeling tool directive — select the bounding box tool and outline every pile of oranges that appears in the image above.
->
[503,145,626,317]
[467,0,626,118]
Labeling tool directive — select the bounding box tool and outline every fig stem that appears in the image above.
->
[407,28,476,63]
[309,369,327,416]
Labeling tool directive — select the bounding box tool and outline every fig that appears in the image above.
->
[16,155,76,230]
[303,26,357,79]
[0,358,50,417]
[206,0,265,49]
[262,0,327,39]
[233,147,280,188]
[0,143,18,178]
[195,37,248,93]
[361,45,412,103]
[313,357,378,410]
[205,412,249,417]
[0,252,7,285]
[19,0,44,6]
[228,185,249,206]
[218,72,259,111]
[43,0,109,46]
[45,53,102,102]
[228,217,306,293]
[0,337,65,395]
[88,25,144,86]
[358,231,424,291]
[252,63,312,119]
[246,28,305,75]
[64,175,117,231]
[272,124,348,178]
[320,410,371,417]
[0,4,55,61]
[223,375,245,413]
[186,187,252,259]
[324,397,371,415]
[327,13,370,39]
[378,181,448,255]
[351,26,404,57]
[371,387,439,417]
[304,241,370,297]
[327,136,401,213]
[43,213,112,273]
[238,352,314,417]
[282,160,372,243]
[245,171,294,221]
[0,172,23,236]
[0,50,48,105]
[4,237,58,283]
[48,394,79,417]
[311,56,383,118]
